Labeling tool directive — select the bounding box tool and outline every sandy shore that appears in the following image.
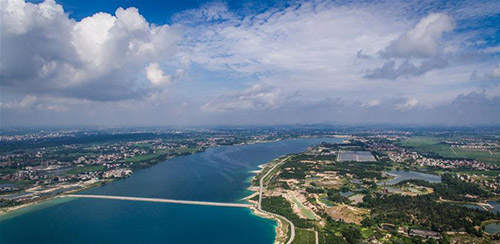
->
[245,160,291,244]
[0,180,107,217]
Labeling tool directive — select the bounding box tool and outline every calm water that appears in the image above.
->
[381,170,442,185]
[489,201,500,214]
[0,138,340,244]
[485,223,500,234]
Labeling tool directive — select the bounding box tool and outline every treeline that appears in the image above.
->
[0,133,165,153]
[319,219,364,244]
[395,173,493,202]
[261,196,313,228]
[360,194,499,236]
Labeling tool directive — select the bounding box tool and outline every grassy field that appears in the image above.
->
[400,136,500,165]
[125,146,203,163]
[125,149,170,163]
[133,143,152,148]
[0,168,18,174]
[65,165,105,175]
[290,194,317,220]
[452,147,500,165]
[400,137,456,156]
[292,229,316,244]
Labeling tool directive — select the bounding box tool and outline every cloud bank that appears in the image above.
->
[1,0,181,101]
[1,0,499,126]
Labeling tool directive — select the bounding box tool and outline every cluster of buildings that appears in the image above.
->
[102,168,133,178]
[386,148,498,171]
[455,174,500,193]
[383,146,498,171]
[0,131,76,141]
[443,139,498,150]
[412,157,498,170]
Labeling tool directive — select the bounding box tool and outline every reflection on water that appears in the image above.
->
[380,170,441,185]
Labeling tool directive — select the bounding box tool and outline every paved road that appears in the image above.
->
[258,157,295,244]
[63,194,253,208]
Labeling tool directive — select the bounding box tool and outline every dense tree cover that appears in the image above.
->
[396,173,493,202]
[318,219,365,244]
[360,194,499,235]
[306,187,325,194]
[341,227,362,244]
[0,133,167,153]
[261,196,313,228]
[318,230,349,244]
[280,160,315,179]
[279,150,390,180]
[327,190,349,203]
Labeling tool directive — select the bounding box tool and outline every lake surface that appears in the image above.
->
[0,138,340,244]
[488,201,500,214]
[380,170,442,185]
[485,223,500,234]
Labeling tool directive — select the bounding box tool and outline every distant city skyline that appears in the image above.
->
[1,0,499,126]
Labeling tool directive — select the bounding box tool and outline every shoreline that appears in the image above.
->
[244,158,292,244]
[0,180,112,217]
[0,139,279,217]
[1,137,337,241]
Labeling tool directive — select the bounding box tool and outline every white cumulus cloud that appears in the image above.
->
[382,13,455,58]
[146,63,172,86]
[202,84,286,112]
[0,0,181,101]
[395,97,419,111]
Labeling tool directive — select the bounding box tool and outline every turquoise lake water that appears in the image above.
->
[0,138,340,244]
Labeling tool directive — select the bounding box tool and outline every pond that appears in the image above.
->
[485,222,500,234]
[379,170,441,185]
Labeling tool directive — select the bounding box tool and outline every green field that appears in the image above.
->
[400,136,500,165]
[452,147,500,165]
[290,194,317,220]
[0,168,18,174]
[292,229,316,244]
[66,165,105,175]
[125,149,170,163]
[125,146,202,163]
[133,143,152,148]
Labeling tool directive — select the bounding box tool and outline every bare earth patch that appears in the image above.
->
[326,204,369,224]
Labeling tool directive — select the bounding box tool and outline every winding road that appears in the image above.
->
[257,156,296,244]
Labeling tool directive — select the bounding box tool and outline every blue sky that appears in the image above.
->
[1,0,499,126]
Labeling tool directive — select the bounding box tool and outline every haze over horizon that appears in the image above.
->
[1,0,499,127]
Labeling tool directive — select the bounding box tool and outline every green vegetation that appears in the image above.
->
[125,150,170,163]
[318,220,365,244]
[261,196,313,228]
[66,165,105,175]
[396,174,493,202]
[361,193,499,236]
[453,147,500,165]
[327,190,350,204]
[400,136,500,165]
[290,194,317,220]
[292,229,316,244]
[0,167,18,174]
